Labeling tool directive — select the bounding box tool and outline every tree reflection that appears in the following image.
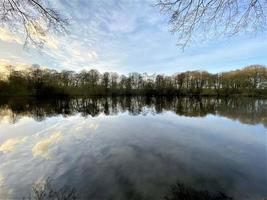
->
[0,96,266,127]
[24,179,233,200]
[24,179,78,200]
[164,182,233,200]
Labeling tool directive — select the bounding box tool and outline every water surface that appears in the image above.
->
[0,97,266,199]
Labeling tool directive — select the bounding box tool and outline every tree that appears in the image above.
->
[155,0,267,48]
[101,72,110,89]
[173,72,185,92]
[1,64,266,97]
[0,0,69,48]
[110,72,119,92]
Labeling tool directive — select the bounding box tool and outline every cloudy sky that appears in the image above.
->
[0,0,266,74]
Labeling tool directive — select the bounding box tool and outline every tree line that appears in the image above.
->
[0,64,266,97]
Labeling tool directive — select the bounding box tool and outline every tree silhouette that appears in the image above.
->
[0,0,69,48]
[155,0,267,48]
[0,64,266,97]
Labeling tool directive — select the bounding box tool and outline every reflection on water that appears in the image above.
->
[24,178,233,200]
[0,96,266,126]
[164,181,233,200]
[0,97,266,200]
[27,178,79,200]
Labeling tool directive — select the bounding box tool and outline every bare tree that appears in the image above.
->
[155,0,267,48]
[0,0,69,48]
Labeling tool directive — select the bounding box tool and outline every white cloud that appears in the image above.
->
[0,0,266,73]
[0,28,23,45]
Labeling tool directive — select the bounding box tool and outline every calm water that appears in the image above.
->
[0,97,266,200]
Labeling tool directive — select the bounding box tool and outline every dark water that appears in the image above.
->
[0,97,266,200]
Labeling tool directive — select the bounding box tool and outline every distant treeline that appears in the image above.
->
[0,64,266,97]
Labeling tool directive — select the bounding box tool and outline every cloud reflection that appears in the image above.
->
[0,173,13,199]
[88,123,99,131]
[0,137,27,153]
[74,119,99,131]
[32,131,62,159]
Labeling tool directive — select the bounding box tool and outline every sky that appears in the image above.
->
[0,0,266,75]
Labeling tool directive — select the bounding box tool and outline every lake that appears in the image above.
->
[0,96,266,200]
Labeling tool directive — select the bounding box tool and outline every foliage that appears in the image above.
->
[0,64,266,97]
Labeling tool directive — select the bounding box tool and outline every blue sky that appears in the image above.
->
[0,0,266,74]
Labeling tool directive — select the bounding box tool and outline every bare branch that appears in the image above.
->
[155,0,267,49]
[0,0,69,48]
